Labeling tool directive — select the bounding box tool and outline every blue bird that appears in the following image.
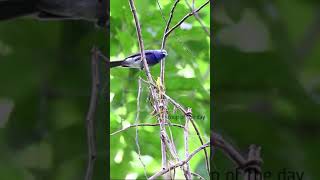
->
[110,49,168,69]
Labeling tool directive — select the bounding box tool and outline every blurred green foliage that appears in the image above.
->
[214,0,320,179]
[0,20,107,179]
[110,0,210,179]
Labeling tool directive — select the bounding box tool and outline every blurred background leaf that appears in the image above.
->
[0,19,107,180]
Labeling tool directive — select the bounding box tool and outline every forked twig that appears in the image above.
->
[184,0,210,36]
[140,78,211,175]
[149,142,210,180]
[165,0,210,38]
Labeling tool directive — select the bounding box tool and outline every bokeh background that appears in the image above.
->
[214,0,320,179]
[0,19,107,179]
[110,0,210,179]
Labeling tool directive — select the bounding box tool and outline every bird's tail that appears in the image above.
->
[110,60,123,68]
[0,1,38,21]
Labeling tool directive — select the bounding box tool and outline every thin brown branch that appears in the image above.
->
[96,50,109,64]
[160,0,181,86]
[165,0,210,39]
[140,79,211,175]
[161,0,181,49]
[134,78,148,179]
[110,123,184,136]
[191,172,205,180]
[244,145,262,180]
[189,119,210,174]
[128,0,153,84]
[85,47,100,180]
[148,142,210,180]
[211,132,247,167]
[183,108,192,179]
[212,132,263,179]
[184,0,210,36]
[163,93,211,175]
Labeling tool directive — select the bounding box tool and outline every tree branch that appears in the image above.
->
[165,0,210,39]
[183,108,192,179]
[134,78,148,179]
[163,93,210,175]
[85,47,100,180]
[184,0,210,36]
[160,0,180,86]
[148,142,210,180]
[110,123,184,136]
[140,78,211,175]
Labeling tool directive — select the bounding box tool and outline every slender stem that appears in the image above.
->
[141,79,211,175]
[134,78,148,178]
[85,47,100,180]
[163,93,211,174]
[149,142,210,180]
[191,172,205,180]
[165,0,210,38]
[184,0,210,36]
[110,123,184,136]
[160,0,181,86]
[212,132,247,166]
[183,109,192,179]
[128,0,153,83]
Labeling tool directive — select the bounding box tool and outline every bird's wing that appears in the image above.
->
[126,50,154,60]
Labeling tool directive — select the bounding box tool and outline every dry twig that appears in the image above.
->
[85,47,100,180]
[165,0,210,38]
[149,142,210,180]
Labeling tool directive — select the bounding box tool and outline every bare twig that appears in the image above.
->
[96,50,109,64]
[165,0,210,39]
[149,142,210,180]
[184,0,210,36]
[191,172,205,180]
[183,108,192,179]
[156,0,167,23]
[85,47,100,180]
[160,0,181,86]
[163,93,211,175]
[135,78,148,179]
[211,132,247,167]
[140,78,211,175]
[110,123,184,136]
[128,0,153,83]
[244,145,262,180]
[161,0,181,49]
[212,132,264,180]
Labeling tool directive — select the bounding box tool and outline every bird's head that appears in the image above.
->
[154,49,168,60]
[161,49,168,57]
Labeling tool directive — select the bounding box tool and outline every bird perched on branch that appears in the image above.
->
[110,49,168,70]
[0,0,107,27]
